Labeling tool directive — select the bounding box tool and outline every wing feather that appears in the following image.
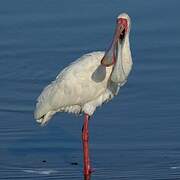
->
[34,51,105,120]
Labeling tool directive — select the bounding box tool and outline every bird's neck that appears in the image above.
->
[121,33,133,77]
[110,33,132,85]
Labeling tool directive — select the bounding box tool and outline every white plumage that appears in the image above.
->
[34,13,133,126]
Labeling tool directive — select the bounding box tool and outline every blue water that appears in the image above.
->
[0,0,180,179]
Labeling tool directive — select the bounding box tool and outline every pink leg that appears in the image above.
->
[82,114,92,176]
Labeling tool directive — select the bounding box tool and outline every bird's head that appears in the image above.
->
[101,13,131,66]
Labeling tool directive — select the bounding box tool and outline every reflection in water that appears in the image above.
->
[84,174,91,180]
[23,169,58,175]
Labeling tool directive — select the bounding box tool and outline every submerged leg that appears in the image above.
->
[82,113,92,176]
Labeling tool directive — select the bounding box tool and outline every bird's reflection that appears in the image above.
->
[84,174,91,180]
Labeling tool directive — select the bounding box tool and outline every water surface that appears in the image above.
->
[0,0,180,179]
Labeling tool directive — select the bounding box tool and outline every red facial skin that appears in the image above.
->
[117,18,128,32]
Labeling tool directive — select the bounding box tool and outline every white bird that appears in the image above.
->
[34,13,133,177]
